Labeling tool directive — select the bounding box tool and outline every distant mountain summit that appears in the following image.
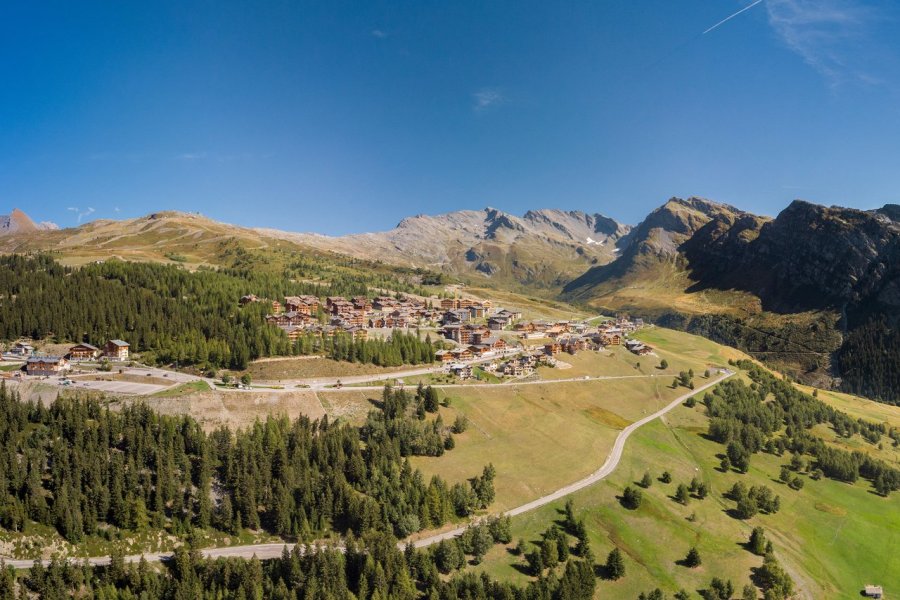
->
[0,208,58,235]
[563,197,761,296]
[266,207,632,290]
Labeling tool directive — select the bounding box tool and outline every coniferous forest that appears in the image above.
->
[0,382,488,543]
[837,317,900,405]
[0,254,435,370]
[0,381,602,600]
[705,361,900,495]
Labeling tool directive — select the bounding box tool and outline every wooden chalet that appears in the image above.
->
[487,316,507,330]
[602,333,622,346]
[284,296,313,314]
[450,347,474,361]
[468,344,492,357]
[26,356,69,376]
[68,343,100,361]
[104,340,130,360]
[281,325,304,342]
[544,342,562,356]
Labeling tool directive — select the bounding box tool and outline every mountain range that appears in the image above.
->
[262,207,631,290]
[4,198,900,403]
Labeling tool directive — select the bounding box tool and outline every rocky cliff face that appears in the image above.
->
[683,200,900,316]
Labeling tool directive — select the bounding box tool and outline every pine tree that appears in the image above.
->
[605,547,625,580]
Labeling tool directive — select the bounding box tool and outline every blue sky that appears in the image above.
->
[3,1,900,234]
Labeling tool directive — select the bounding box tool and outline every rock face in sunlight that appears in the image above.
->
[0,208,57,235]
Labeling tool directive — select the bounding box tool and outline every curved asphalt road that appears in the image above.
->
[0,370,731,569]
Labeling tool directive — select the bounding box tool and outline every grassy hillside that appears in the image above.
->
[467,407,898,598]
[403,327,899,598]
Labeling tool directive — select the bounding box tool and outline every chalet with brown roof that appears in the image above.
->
[602,333,622,346]
[469,344,492,356]
[485,337,507,351]
[385,315,409,329]
[373,296,398,311]
[326,296,346,308]
[352,296,373,312]
[68,343,100,361]
[436,350,453,362]
[284,296,312,314]
[268,311,314,327]
[502,360,532,377]
[450,347,474,361]
[544,342,562,356]
[271,300,283,314]
[104,340,130,360]
[545,325,566,338]
[470,328,492,345]
[281,325,304,342]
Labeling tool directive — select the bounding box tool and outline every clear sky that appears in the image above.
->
[3,1,900,234]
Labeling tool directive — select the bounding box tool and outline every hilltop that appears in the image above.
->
[0,210,316,266]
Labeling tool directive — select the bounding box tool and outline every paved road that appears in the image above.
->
[325,372,667,393]
[0,370,730,569]
[233,349,529,391]
[409,370,731,547]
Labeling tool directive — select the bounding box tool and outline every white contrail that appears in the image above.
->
[703,0,764,34]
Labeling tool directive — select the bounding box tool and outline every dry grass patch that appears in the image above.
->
[143,390,325,431]
[234,357,410,382]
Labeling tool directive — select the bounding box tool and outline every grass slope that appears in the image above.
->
[464,380,900,598]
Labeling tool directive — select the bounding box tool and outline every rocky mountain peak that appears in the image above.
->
[0,208,58,235]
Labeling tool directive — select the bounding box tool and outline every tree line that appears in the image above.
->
[293,331,436,367]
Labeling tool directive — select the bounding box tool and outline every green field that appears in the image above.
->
[465,395,899,597]
[399,326,900,597]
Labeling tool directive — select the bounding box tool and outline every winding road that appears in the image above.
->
[0,370,731,569]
